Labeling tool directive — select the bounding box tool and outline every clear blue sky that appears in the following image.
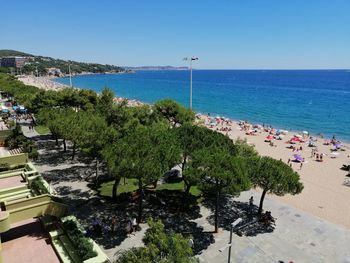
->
[2,0,350,69]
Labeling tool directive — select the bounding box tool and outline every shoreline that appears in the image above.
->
[17,74,350,229]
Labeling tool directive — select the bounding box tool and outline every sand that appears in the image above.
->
[17,76,67,91]
[200,115,350,229]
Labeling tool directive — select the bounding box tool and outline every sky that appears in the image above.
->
[1,0,350,69]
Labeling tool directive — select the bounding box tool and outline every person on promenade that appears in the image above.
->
[249,196,254,215]
[111,215,117,234]
[132,217,137,232]
[188,236,194,249]
[126,219,133,237]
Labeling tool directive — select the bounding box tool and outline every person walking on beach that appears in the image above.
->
[300,162,303,170]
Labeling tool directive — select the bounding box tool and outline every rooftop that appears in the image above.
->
[1,218,60,263]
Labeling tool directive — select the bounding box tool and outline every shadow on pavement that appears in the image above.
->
[202,195,275,237]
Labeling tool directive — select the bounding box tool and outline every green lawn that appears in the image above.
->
[34,125,50,135]
[157,181,201,196]
[99,178,201,197]
[98,178,138,197]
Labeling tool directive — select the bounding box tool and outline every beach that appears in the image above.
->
[17,75,68,91]
[18,75,350,229]
[200,115,350,229]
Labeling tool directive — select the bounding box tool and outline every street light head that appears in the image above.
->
[191,57,199,61]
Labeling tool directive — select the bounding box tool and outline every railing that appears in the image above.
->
[0,195,68,233]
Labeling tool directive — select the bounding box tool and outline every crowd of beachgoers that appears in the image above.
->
[200,114,350,228]
[16,75,350,229]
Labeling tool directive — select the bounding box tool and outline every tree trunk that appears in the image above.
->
[112,177,121,200]
[215,189,220,233]
[71,142,76,160]
[63,139,66,152]
[184,184,191,194]
[95,158,99,184]
[258,189,268,215]
[55,136,58,146]
[137,179,143,225]
[152,179,158,189]
[181,157,187,192]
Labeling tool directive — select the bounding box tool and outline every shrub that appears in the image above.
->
[62,219,97,260]
[31,177,50,194]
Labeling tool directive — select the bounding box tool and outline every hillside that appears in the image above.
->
[0,49,124,75]
[0,50,32,57]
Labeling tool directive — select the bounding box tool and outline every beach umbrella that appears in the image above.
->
[266,135,274,140]
[293,154,303,162]
[291,137,300,141]
[334,143,342,149]
[302,131,309,135]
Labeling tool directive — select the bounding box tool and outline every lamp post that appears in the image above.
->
[183,57,198,110]
[218,218,242,263]
[68,64,73,87]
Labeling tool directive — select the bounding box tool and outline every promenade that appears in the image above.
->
[21,122,350,262]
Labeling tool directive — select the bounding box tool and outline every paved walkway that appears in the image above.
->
[197,190,350,263]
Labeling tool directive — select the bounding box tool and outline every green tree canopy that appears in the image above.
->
[116,219,197,263]
[154,99,195,127]
[113,122,181,223]
[96,87,114,117]
[187,147,251,233]
[250,156,304,215]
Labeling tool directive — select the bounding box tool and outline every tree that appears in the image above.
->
[154,99,195,127]
[116,219,197,263]
[250,156,304,215]
[75,111,118,181]
[187,147,250,233]
[115,123,181,224]
[177,125,255,194]
[97,87,114,117]
[175,124,216,193]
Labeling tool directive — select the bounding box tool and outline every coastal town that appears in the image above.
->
[1,1,350,262]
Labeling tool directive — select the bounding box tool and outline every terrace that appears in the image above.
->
[0,154,110,263]
[1,218,60,263]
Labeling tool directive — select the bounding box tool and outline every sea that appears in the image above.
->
[55,70,350,142]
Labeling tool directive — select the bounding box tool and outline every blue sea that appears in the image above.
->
[56,70,350,141]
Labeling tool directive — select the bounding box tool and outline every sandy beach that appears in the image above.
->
[16,75,350,229]
[17,75,68,91]
[200,115,350,229]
